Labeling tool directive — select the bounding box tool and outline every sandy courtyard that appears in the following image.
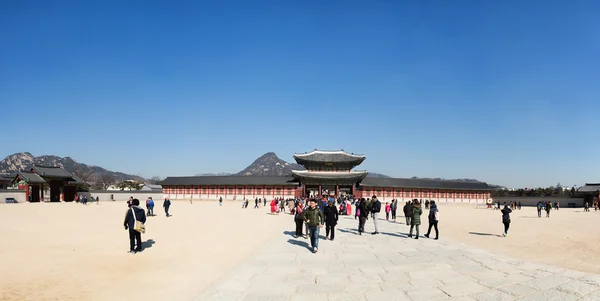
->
[1,201,600,301]
[0,201,289,301]
[429,203,600,274]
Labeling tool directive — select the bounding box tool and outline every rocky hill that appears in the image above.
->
[0,152,144,185]
[236,152,305,176]
[235,152,391,178]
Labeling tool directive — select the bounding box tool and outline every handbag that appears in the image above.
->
[131,208,146,233]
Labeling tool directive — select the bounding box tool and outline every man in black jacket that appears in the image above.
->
[124,199,147,254]
[324,201,339,241]
[371,196,381,235]
[358,198,370,235]
[163,197,171,217]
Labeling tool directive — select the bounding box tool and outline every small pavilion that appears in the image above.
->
[11,165,85,202]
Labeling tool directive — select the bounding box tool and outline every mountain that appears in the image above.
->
[0,152,145,186]
[196,172,234,176]
[235,152,392,178]
[236,152,305,176]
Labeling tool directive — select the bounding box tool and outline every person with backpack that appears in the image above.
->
[501,203,512,237]
[294,200,305,238]
[370,196,381,235]
[424,201,439,240]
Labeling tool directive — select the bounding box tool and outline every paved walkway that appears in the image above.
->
[196,214,600,301]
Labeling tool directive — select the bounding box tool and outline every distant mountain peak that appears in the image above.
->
[236,152,305,176]
[0,152,144,188]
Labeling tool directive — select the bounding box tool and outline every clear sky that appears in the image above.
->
[1,1,599,188]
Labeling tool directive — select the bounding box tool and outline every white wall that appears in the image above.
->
[0,189,27,203]
[85,191,165,202]
[492,196,584,207]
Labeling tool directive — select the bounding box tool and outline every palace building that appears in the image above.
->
[160,150,494,203]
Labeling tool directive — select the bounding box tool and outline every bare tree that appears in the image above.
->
[100,174,115,190]
[148,176,164,185]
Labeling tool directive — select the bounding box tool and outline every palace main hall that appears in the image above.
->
[160,150,493,203]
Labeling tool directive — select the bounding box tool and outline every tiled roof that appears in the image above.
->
[578,184,600,193]
[159,175,493,190]
[361,177,494,190]
[31,165,74,178]
[159,176,299,186]
[293,150,366,165]
[291,170,368,181]
[15,171,47,184]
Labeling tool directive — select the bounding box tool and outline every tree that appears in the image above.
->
[116,180,144,191]
[148,176,164,185]
[100,174,115,190]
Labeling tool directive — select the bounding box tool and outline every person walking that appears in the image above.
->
[545,202,551,218]
[501,203,512,237]
[408,199,422,239]
[146,197,155,216]
[324,201,339,241]
[358,198,370,235]
[385,202,391,221]
[219,197,223,207]
[302,199,325,253]
[294,200,305,238]
[163,197,171,217]
[371,196,381,235]
[424,201,439,240]
[354,199,360,220]
[254,198,259,209]
[536,201,543,217]
[391,200,397,222]
[403,201,412,225]
[123,199,146,254]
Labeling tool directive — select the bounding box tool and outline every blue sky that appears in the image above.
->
[1,1,599,188]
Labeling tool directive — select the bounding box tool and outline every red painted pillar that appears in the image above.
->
[335,185,339,198]
[318,184,322,197]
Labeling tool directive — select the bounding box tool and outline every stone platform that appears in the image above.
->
[196,214,600,301]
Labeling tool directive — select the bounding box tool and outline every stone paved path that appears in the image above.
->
[196,215,600,301]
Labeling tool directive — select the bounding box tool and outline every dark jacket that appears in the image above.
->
[411,204,423,225]
[163,199,171,207]
[428,204,439,223]
[124,206,147,229]
[403,203,412,216]
[324,205,339,225]
[359,201,371,218]
[501,207,512,223]
[303,206,325,227]
[371,200,381,213]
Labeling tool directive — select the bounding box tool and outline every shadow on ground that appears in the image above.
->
[468,232,502,237]
[141,239,156,251]
[286,239,311,251]
[381,232,409,238]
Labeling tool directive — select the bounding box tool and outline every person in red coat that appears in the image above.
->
[270,199,277,214]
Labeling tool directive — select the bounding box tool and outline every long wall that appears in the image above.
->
[163,185,297,201]
[0,189,27,203]
[360,186,491,203]
[492,196,584,207]
[84,191,165,202]
[162,185,492,203]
